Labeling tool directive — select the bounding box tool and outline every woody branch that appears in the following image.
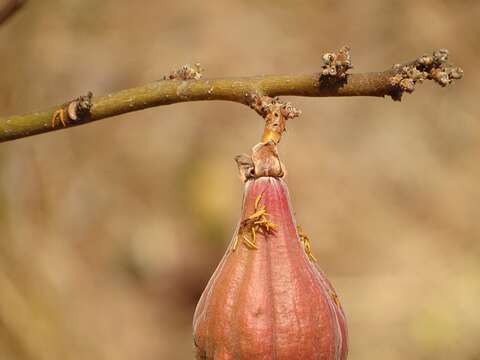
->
[0,0,26,26]
[0,47,462,143]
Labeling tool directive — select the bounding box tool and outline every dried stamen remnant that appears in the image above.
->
[232,193,276,251]
[164,63,203,80]
[51,91,93,128]
[390,49,463,100]
[321,45,353,79]
[327,287,342,308]
[297,225,317,262]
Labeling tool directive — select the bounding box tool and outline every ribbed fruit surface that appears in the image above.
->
[193,177,347,360]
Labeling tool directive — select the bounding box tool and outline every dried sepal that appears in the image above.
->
[235,140,286,185]
[235,139,287,183]
[234,154,255,183]
[251,141,285,178]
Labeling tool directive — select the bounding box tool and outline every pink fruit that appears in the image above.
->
[193,177,348,360]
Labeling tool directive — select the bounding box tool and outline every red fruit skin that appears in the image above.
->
[193,177,348,360]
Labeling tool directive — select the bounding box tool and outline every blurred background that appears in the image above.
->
[0,0,479,359]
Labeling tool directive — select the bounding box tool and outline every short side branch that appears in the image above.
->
[0,48,462,143]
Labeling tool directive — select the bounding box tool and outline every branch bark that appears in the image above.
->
[0,47,462,143]
[0,0,25,26]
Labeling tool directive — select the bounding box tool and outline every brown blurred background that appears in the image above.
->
[0,0,479,359]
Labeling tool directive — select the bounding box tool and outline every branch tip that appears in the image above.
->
[389,48,463,99]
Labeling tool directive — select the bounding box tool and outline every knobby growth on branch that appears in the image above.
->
[0,46,463,143]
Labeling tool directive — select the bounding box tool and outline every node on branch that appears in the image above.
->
[249,95,301,144]
[389,49,463,100]
[51,91,93,128]
[321,45,353,79]
[163,63,203,80]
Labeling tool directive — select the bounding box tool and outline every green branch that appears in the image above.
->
[0,47,462,143]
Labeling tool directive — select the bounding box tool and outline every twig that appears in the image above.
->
[0,0,25,26]
[0,47,462,143]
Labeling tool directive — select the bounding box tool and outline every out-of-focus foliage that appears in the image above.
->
[0,0,478,359]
